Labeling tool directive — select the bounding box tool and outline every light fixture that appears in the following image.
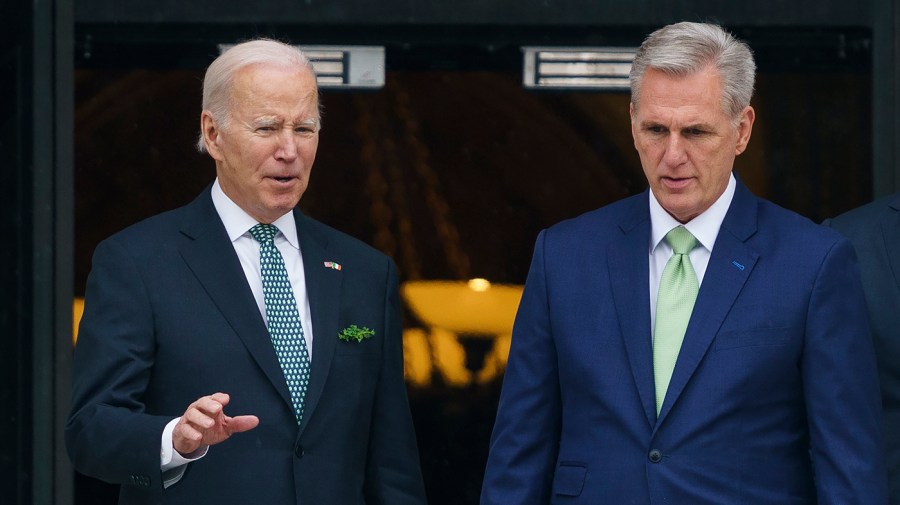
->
[217,44,386,89]
[467,278,491,292]
[402,280,522,335]
[522,46,637,90]
[301,45,386,89]
[401,280,523,386]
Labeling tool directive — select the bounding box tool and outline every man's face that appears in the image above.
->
[202,63,320,224]
[630,66,754,223]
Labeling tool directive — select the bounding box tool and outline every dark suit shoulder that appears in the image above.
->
[828,193,899,235]
[743,196,851,258]
[824,193,900,274]
[96,203,195,256]
[544,192,646,242]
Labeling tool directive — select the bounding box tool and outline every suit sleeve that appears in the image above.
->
[481,230,561,504]
[363,258,428,505]
[65,238,172,492]
[803,237,888,503]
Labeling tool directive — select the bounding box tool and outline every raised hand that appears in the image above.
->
[172,392,260,455]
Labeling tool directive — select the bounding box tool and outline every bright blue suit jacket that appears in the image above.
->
[482,180,887,504]
[66,187,426,505]
[827,193,900,504]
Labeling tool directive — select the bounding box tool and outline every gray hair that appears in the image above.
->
[197,38,320,152]
[629,22,756,121]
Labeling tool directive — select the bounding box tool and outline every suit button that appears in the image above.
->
[294,444,304,458]
[648,449,662,463]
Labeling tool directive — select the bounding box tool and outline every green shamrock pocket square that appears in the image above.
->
[338,325,375,343]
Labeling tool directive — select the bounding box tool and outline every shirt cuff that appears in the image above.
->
[160,417,209,488]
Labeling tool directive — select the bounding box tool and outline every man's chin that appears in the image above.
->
[253,197,302,222]
[658,196,702,223]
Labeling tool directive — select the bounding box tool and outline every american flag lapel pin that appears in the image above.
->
[324,261,342,271]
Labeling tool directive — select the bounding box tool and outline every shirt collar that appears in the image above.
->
[210,178,300,249]
[649,173,736,254]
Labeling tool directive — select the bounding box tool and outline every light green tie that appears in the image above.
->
[653,226,699,416]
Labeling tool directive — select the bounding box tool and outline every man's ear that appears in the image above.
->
[734,105,755,156]
[200,111,223,160]
[629,102,639,148]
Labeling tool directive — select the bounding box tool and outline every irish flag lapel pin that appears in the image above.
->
[324,261,342,271]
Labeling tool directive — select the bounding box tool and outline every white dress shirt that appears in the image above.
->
[648,173,736,331]
[160,179,314,486]
[210,179,314,355]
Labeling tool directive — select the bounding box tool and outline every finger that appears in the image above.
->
[209,392,230,407]
[192,395,226,417]
[225,415,260,435]
[173,422,204,454]
[182,406,215,429]
[176,422,203,443]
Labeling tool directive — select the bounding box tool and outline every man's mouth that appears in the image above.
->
[661,176,692,190]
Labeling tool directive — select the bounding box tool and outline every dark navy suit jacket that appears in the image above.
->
[66,187,426,505]
[827,192,900,504]
[482,180,887,504]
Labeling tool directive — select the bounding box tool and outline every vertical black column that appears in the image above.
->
[0,0,74,503]
[0,0,32,501]
[874,0,900,195]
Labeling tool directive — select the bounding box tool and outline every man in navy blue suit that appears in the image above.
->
[67,39,427,505]
[827,193,900,504]
[481,22,887,504]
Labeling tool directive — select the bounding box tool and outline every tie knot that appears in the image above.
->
[249,223,278,244]
[665,226,698,255]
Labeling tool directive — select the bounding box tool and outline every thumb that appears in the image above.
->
[226,415,260,435]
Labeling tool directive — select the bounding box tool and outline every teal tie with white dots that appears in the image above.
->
[250,223,310,425]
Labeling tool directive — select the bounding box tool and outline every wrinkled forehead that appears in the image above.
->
[229,63,320,115]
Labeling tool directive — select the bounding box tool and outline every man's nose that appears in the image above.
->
[275,130,299,161]
[662,134,687,167]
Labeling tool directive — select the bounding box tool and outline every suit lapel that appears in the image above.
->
[294,211,343,434]
[609,194,657,428]
[656,181,759,424]
[177,188,294,410]
[882,194,900,292]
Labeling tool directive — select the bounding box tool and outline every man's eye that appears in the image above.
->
[257,126,276,132]
[685,128,706,136]
[647,126,666,134]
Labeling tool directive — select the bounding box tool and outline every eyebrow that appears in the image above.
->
[251,117,321,128]
[251,117,279,127]
[680,122,715,131]
[639,120,715,131]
